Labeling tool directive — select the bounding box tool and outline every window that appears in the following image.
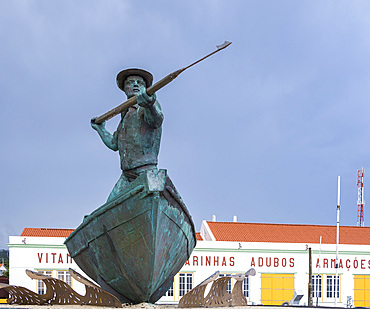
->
[37,270,52,295]
[312,275,322,298]
[326,275,340,298]
[58,271,72,287]
[179,273,193,296]
[219,274,232,293]
[243,276,249,297]
[166,281,174,297]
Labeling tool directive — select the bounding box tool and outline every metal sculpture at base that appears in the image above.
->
[0,269,121,307]
[178,269,256,308]
[179,271,220,308]
[204,276,232,307]
[65,169,196,304]
[230,274,249,307]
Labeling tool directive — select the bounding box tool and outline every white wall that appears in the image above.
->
[9,230,370,307]
[9,235,87,295]
[159,238,370,306]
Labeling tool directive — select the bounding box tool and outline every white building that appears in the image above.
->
[8,228,87,295]
[8,221,370,307]
[0,264,7,276]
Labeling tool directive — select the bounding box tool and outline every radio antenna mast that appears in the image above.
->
[357,168,365,227]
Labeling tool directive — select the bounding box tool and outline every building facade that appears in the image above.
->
[8,228,87,296]
[8,221,370,307]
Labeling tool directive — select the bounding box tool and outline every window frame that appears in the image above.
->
[312,274,322,299]
[219,273,232,294]
[179,272,193,297]
[57,270,72,287]
[166,281,174,297]
[326,274,340,299]
[243,276,250,298]
[36,270,52,295]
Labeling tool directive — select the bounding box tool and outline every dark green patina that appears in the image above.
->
[91,69,163,202]
[66,69,196,304]
[65,169,196,303]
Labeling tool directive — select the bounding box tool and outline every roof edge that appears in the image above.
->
[205,221,370,229]
[201,220,216,241]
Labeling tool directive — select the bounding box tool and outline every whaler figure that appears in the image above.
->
[66,43,230,304]
[91,69,163,202]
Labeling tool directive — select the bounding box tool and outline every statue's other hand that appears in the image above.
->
[137,89,156,108]
[91,117,105,130]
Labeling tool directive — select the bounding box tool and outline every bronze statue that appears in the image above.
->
[65,43,230,304]
[91,69,163,202]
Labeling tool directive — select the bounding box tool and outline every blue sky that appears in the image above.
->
[1,1,370,249]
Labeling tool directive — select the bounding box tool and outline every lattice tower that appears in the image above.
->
[357,168,365,227]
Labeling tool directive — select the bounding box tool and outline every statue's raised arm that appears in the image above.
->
[92,68,163,202]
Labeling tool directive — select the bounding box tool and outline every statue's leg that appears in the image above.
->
[107,173,130,202]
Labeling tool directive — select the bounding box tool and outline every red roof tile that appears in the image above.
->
[206,221,370,245]
[196,233,203,241]
[21,228,74,238]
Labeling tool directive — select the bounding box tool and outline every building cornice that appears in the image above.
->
[8,244,66,249]
[193,247,370,255]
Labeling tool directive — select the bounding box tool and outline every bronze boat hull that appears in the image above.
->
[65,169,196,304]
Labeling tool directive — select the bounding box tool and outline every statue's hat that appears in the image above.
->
[116,68,153,91]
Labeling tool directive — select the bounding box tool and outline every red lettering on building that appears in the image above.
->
[183,255,236,267]
[258,257,263,267]
[339,259,343,268]
[316,258,320,268]
[354,260,359,269]
[346,259,351,268]
[323,259,328,268]
[36,252,73,264]
[251,256,294,268]
[266,257,271,267]
[331,259,336,268]
[230,257,235,266]
[361,260,366,269]
[222,257,227,266]
[282,258,287,267]
[251,257,256,267]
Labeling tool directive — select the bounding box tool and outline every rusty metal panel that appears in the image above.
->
[0,269,122,307]
[204,277,232,307]
[179,270,253,308]
[178,271,219,308]
[1,285,48,305]
[231,274,247,307]
[178,284,208,308]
